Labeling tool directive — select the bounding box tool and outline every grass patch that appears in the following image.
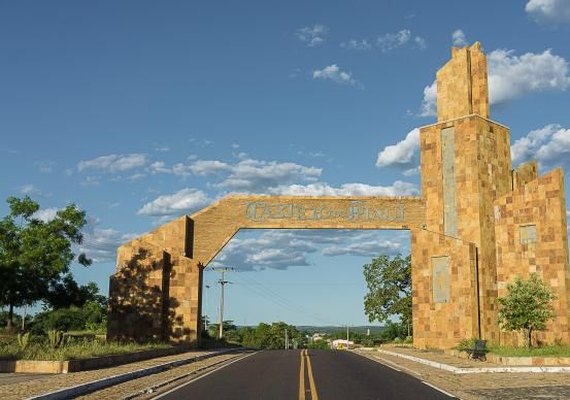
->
[488,345,570,357]
[0,337,173,361]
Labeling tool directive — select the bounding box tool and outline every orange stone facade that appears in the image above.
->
[108,42,570,349]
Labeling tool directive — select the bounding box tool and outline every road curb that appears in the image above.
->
[375,349,570,374]
[26,349,238,400]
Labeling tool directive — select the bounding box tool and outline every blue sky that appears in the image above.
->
[1,0,570,326]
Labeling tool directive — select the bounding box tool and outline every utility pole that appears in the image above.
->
[285,329,289,350]
[346,325,350,350]
[214,268,233,339]
[204,284,210,331]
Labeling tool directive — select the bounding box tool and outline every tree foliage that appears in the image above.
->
[497,273,556,347]
[363,254,412,333]
[44,274,106,310]
[0,196,91,328]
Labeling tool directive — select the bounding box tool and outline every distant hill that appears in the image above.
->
[296,325,386,335]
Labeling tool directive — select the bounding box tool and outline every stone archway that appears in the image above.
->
[108,42,570,349]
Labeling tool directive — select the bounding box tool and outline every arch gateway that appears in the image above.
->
[108,43,570,349]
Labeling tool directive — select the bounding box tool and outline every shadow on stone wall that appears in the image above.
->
[107,248,181,343]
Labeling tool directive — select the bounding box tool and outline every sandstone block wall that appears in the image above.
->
[412,229,479,349]
[494,169,570,345]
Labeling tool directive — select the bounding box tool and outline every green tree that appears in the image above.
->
[44,274,106,310]
[0,196,91,329]
[498,273,556,348]
[363,254,412,335]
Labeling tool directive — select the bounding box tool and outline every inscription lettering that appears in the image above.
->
[245,201,406,222]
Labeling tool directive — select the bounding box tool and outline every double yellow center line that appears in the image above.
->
[299,349,318,400]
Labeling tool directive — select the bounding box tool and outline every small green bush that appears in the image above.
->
[17,332,30,350]
[456,338,477,352]
[47,330,64,349]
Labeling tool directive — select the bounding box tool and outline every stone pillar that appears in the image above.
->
[167,257,203,344]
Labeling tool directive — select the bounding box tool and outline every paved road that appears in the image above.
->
[154,349,456,400]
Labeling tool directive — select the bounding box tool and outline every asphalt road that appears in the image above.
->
[153,349,456,400]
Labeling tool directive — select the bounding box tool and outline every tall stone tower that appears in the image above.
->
[412,42,570,348]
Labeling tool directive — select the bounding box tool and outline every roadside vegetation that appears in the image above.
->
[0,195,177,362]
[0,335,170,361]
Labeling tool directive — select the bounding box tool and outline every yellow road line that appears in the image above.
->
[305,350,319,400]
[299,349,306,400]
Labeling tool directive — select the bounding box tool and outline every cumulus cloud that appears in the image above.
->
[78,154,148,173]
[526,0,570,24]
[414,36,428,50]
[376,29,412,52]
[80,228,137,263]
[452,29,468,47]
[146,157,323,193]
[217,159,321,192]
[418,81,437,117]
[32,207,59,222]
[488,49,570,105]
[419,48,570,117]
[376,128,420,168]
[296,24,328,47]
[19,184,44,196]
[211,230,408,271]
[269,181,418,196]
[138,188,211,217]
[511,124,570,168]
[340,39,372,50]
[341,30,425,52]
[313,64,362,88]
[321,232,404,257]
[189,160,231,175]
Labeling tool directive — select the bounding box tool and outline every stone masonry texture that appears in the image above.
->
[108,42,570,350]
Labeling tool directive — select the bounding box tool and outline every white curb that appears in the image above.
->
[376,349,570,374]
[27,349,237,400]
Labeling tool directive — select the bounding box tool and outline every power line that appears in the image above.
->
[232,272,341,326]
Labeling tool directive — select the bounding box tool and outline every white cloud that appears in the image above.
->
[80,228,137,263]
[414,36,427,50]
[296,24,328,47]
[211,230,408,271]
[511,124,570,168]
[340,39,372,50]
[19,184,43,196]
[526,0,570,24]
[138,188,211,217]
[189,160,231,175]
[419,81,437,117]
[145,157,323,193]
[268,181,419,196]
[419,48,570,116]
[78,154,148,173]
[488,49,570,105]
[219,159,321,192]
[321,232,404,257]
[452,29,468,47]
[35,161,55,173]
[376,128,420,168]
[376,29,412,52]
[313,64,362,88]
[33,207,59,222]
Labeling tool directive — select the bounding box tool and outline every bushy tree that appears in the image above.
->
[363,254,412,335]
[498,273,556,348]
[44,274,106,310]
[239,322,302,349]
[31,300,107,334]
[0,196,91,329]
